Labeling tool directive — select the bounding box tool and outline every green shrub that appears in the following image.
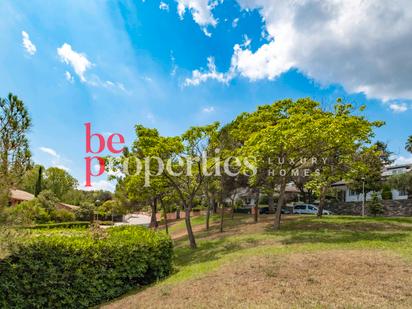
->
[75,202,95,221]
[51,209,76,222]
[3,200,50,225]
[368,193,384,216]
[381,185,393,200]
[0,226,173,308]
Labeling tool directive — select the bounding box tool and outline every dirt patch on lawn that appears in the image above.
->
[102,250,412,309]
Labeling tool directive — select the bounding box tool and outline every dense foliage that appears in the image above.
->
[0,226,173,308]
[0,93,32,208]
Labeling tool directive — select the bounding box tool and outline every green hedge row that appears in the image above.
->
[23,221,90,229]
[21,221,116,229]
[0,226,173,308]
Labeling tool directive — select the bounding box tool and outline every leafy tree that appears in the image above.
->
[125,174,166,228]
[346,147,384,206]
[101,200,126,223]
[37,190,60,213]
[20,165,44,195]
[387,172,412,198]
[119,128,174,229]
[0,93,32,206]
[44,167,78,200]
[75,202,95,222]
[125,123,219,248]
[306,102,382,217]
[374,141,394,165]
[406,135,412,154]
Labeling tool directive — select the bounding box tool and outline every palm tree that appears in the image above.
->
[406,135,412,154]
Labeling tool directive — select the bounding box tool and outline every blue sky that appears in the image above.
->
[1,0,411,191]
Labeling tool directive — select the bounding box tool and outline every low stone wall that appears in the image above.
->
[326,199,412,216]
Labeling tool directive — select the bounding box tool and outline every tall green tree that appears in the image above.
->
[44,167,78,200]
[0,93,32,206]
[374,141,394,165]
[125,123,219,248]
[20,165,44,195]
[346,147,384,205]
[34,166,43,197]
[306,102,383,217]
[406,135,412,154]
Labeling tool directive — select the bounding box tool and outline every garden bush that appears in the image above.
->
[51,209,76,222]
[381,185,393,200]
[2,200,50,225]
[0,226,173,308]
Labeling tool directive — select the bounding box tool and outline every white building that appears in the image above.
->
[332,164,411,202]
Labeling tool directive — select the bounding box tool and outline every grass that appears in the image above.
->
[102,214,412,308]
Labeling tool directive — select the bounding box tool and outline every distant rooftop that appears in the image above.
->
[10,189,34,201]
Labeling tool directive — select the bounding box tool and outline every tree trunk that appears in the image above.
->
[206,202,211,230]
[220,202,224,233]
[317,186,326,218]
[274,179,286,230]
[212,199,218,214]
[254,189,260,223]
[231,200,235,220]
[149,198,158,228]
[185,206,197,248]
[161,199,169,234]
[176,207,180,219]
[268,194,275,213]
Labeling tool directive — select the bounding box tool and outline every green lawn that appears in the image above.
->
[104,214,412,308]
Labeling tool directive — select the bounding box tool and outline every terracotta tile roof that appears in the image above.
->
[10,189,35,201]
[57,203,80,211]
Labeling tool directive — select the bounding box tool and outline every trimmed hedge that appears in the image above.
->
[22,221,116,229]
[24,221,90,229]
[0,226,173,308]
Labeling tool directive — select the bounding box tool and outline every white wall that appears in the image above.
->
[345,188,407,202]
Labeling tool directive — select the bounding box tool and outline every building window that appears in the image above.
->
[399,189,408,196]
[348,189,358,196]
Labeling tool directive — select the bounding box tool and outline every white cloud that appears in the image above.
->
[159,1,169,11]
[389,103,408,113]
[64,71,74,83]
[393,155,412,165]
[170,51,178,76]
[226,0,412,101]
[81,180,115,192]
[202,106,215,113]
[232,18,239,28]
[55,165,70,172]
[39,147,72,171]
[57,43,92,82]
[39,147,59,158]
[177,0,219,36]
[184,56,234,86]
[21,31,36,56]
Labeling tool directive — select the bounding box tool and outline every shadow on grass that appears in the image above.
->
[279,230,409,245]
[173,215,412,272]
[275,216,412,233]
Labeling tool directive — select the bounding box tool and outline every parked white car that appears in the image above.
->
[293,204,331,215]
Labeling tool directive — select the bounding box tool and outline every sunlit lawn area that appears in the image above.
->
[103,214,412,308]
